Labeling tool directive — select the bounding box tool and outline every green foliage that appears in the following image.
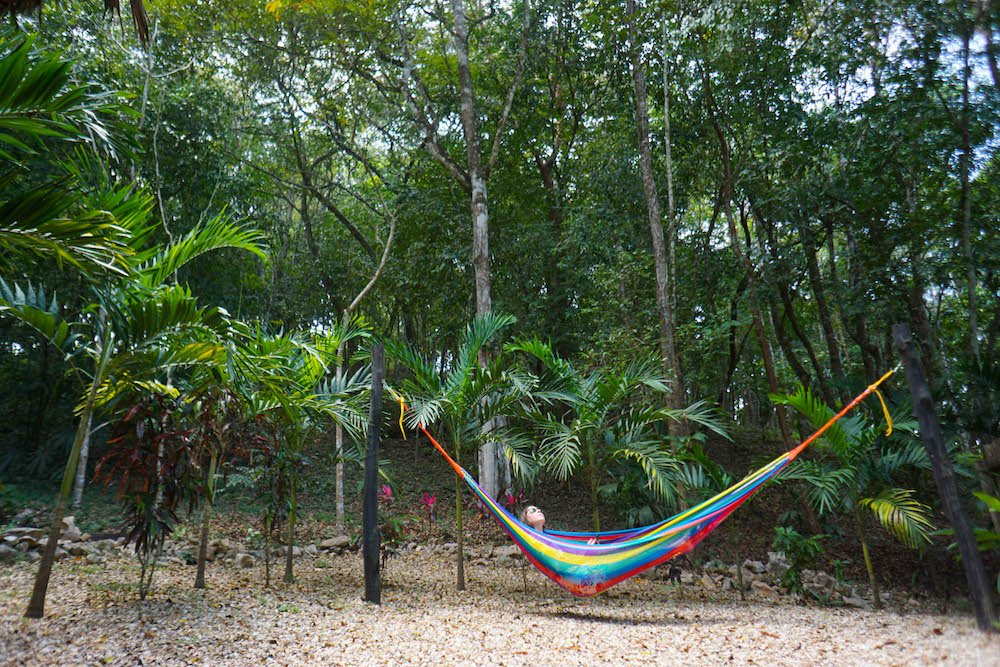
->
[772,526,827,593]
[510,338,729,529]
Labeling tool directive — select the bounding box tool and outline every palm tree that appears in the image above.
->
[231,324,368,585]
[391,313,528,591]
[772,385,937,609]
[0,36,137,278]
[507,338,729,532]
[2,212,265,617]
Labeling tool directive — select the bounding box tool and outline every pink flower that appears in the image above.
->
[378,484,393,503]
[418,492,437,509]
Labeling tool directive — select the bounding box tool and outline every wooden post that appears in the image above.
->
[892,324,997,632]
[363,343,384,604]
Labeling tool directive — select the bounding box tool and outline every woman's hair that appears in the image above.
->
[520,505,540,523]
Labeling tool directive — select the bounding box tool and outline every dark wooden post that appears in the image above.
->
[363,343,383,604]
[893,324,997,632]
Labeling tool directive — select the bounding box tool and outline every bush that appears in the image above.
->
[772,525,826,593]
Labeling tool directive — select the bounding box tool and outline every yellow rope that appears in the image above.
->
[866,365,899,437]
[386,387,407,440]
[872,388,892,436]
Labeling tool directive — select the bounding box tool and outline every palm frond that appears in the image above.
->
[137,212,266,287]
[612,440,682,507]
[861,488,935,550]
[771,384,858,458]
[538,424,583,481]
[0,278,79,353]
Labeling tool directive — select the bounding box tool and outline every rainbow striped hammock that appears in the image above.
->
[408,371,894,598]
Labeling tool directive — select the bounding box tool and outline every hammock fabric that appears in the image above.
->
[403,369,895,598]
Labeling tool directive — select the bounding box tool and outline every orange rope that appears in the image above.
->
[787,366,898,460]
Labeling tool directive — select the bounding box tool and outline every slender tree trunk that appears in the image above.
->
[854,505,883,610]
[26,322,111,618]
[335,361,346,535]
[195,450,217,589]
[960,22,981,365]
[800,225,847,399]
[453,435,466,591]
[662,15,683,414]
[588,443,600,533]
[71,412,93,511]
[284,484,296,583]
[452,0,501,500]
[627,0,683,420]
[894,324,998,631]
[701,61,794,451]
[363,344,384,604]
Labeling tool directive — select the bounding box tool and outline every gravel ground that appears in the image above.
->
[1,548,997,667]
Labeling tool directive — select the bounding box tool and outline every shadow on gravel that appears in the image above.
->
[539,609,727,628]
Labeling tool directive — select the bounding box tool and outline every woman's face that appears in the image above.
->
[524,506,545,530]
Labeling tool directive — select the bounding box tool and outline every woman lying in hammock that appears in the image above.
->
[521,505,597,544]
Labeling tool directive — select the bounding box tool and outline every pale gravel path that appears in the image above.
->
[1,549,996,666]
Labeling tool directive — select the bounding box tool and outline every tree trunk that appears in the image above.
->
[894,324,998,631]
[800,225,847,399]
[194,450,218,589]
[700,60,794,451]
[627,0,684,420]
[26,322,111,618]
[71,412,93,511]
[452,0,501,500]
[335,360,346,535]
[854,505,883,610]
[283,484,295,584]
[588,443,600,533]
[363,344,384,604]
[960,22,981,365]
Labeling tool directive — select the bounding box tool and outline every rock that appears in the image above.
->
[805,571,837,595]
[492,544,521,559]
[721,577,733,592]
[766,551,790,575]
[743,559,766,574]
[319,536,351,551]
[4,527,44,546]
[442,542,458,553]
[60,516,82,542]
[700,574,717,590]
[235,553,256,568]
[680,572,696,585]
[751,580,781,600]
[0,544,16,564]
[67,543,93,557]
[24,551,41,563]
[304,544,318,556]
[841,595,871,610]
[12,508,34,524]
[53,547,69,561]
[703,559,727,573]
[93,539,118,553]
[85,553,105,565]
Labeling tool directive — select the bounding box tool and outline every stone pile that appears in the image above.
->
[0,516,123,566]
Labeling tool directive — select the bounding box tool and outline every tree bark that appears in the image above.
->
[194,450,217,589]
[26,321,111,618]
[71,413,93,511]
[800,224,847,400]
[451,0,501,500]
[700,59,794,451]
[363,344,383,604]
[893,324,998,632]
[959,20,981,365]
[627,0,684,419]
